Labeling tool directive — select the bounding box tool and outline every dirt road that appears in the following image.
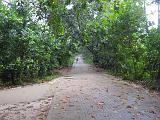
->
[47,55,160,120]
[0,55,160,120]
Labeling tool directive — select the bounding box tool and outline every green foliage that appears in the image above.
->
[81,47,93,64]
[0,0,160,90]
[0,1,76,85]
[77,0,159,89]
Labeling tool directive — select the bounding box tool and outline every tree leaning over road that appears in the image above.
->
[0,0,160,89]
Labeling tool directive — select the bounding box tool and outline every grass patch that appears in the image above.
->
[31,72,61,84]
[0,71,61,90]
[105,70,160,91]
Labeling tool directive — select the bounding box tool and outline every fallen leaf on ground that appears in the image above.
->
[126,105,133,109]
[148,108,156,114]
[91,115,96,119]
[97,101,105,109]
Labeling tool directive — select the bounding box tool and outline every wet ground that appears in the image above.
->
[0,55,160,120]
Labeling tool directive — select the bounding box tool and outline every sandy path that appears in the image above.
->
[0,97,52,120]
[47,55,160,120]
[0,66,69,119]
[0,55,160,120]
[0,82,55,104]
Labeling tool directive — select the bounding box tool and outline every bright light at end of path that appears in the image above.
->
[146,2,158,28]
[66,4,74,10]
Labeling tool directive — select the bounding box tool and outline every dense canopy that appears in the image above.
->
[0,0,160,89]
